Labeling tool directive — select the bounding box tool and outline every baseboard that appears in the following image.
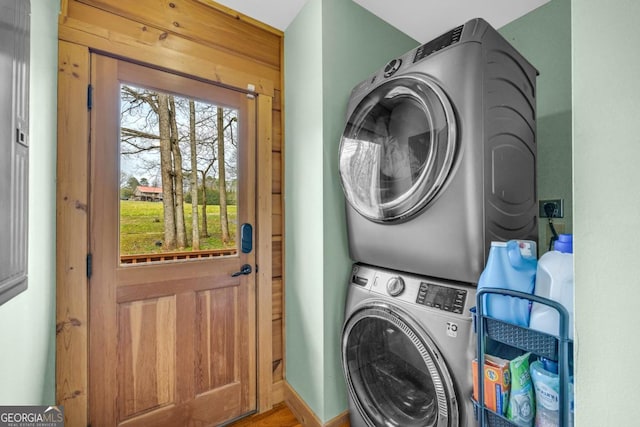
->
[283,381,350,427]
[325,410,350,427]
[271,380,285,406]
[284,382,322,427]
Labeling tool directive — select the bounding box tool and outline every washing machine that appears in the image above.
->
[338,18,538,284]
[342,263,477,427]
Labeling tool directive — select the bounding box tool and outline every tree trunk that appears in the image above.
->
[157,93,176,250]
[217,107,230,244]
[200,170,209,238]
[169,97,187,249]
[188,100,200,250]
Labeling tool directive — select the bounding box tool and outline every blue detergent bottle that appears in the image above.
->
[478,240,537,327]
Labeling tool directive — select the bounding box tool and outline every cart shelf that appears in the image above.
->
[472,288,573,427]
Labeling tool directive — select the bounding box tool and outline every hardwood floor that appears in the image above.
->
[227,403,350,427]
[227,403,302,427]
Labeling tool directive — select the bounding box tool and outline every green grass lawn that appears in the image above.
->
[120,200,237,255]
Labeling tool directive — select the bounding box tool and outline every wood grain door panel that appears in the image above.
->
[118,296,177,420]
[195,287,239,393]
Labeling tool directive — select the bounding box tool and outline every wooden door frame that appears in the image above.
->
[56,3,275,425]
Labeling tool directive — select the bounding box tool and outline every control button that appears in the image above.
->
[386,276,405,297]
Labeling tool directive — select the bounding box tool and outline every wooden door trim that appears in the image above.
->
[56,44,274,426]
[88,52,120,424]
[56,40,91,427]
[256,94,273,410]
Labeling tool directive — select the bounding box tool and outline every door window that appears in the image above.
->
[119,84,239,264]
[339,75,456,222]
[343,307,455,427]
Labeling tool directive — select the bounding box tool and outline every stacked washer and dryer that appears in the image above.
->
[338,18,538,427]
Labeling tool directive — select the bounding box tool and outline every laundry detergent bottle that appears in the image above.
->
[530,359,574,427]
[529,234,574,339]
[477,240,537,327]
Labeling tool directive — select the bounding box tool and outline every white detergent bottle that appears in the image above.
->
[529,234,574,339]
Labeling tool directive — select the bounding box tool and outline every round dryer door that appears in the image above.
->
[342,304,458,427]
[339,74,456,222]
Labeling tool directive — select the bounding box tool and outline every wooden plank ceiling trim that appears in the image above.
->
[60,1,277,96]
[75,0,281,68]
[193,0,283,37]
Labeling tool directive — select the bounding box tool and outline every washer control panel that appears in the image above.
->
[416,282,467,314]
[351,264,473,316]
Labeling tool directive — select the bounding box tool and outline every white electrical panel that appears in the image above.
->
[0,0,30,305]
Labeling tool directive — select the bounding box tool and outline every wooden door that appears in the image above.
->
[89,54,256,426]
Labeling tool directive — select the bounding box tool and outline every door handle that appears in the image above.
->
[231,264,252,277]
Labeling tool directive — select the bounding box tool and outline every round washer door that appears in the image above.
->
[339,74,456,222]
[342,303,459,427]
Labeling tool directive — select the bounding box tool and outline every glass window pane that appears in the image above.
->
[119,84,239,265]
[339,77,456,222]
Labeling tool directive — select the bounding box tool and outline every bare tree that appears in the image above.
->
[195,109,236,240]
[120,85,192,251]
[189,100,200,249]
[199,167,212,237]
[157,93,177,250]
[169,96,187,249]
[217,107,230,244]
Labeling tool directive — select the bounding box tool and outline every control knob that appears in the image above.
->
[383,58,402,77]
[386,276,405,296]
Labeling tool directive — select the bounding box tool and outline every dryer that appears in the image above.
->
[342,263,476,427]
[338,18,538,284]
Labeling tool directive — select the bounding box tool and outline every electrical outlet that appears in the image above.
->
[539,199,564,218]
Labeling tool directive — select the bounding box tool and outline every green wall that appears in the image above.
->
[573,1,640,424]
[499,0,573,251]
[502,0,640,421]
[0,0,58,405]
[284,0,325,411]
[284,0,416,421]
